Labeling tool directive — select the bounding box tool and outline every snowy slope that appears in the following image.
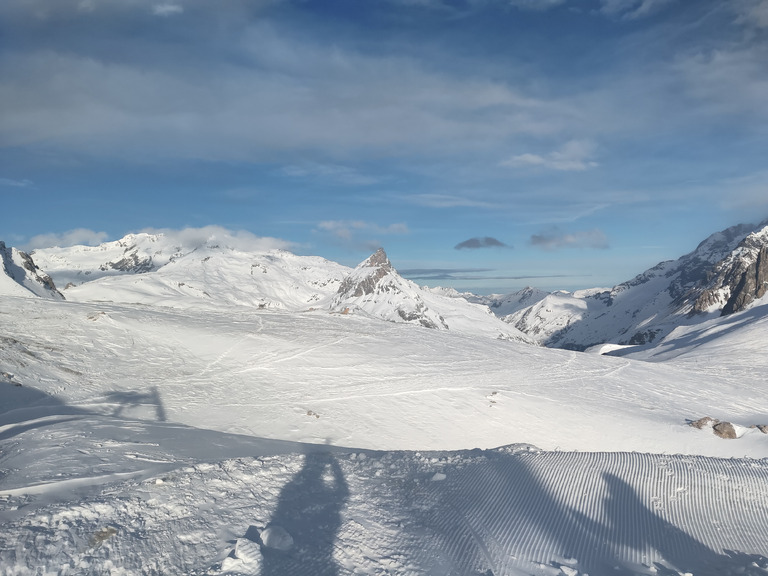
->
[1,291,767,574]
[0,241,63,299]
[503,221,768,350]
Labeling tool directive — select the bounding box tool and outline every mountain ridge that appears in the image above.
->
[489,220,768,351]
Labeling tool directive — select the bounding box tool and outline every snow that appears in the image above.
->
[2,231,768,575]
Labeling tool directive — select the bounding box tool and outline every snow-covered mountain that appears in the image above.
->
[331,248,530,341]
[3,224,768,575]
[0,241,63,299]
[498,221,768,350]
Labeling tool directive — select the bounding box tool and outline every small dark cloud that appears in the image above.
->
[530,228,609,250]
[454,236,510,250]
[400,268,571,282]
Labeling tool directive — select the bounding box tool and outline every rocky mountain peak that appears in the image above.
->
[332,249,449,329]
[364,247,391,269]
[336,248,395,299]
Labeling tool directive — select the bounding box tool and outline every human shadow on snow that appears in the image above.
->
[257,450,349,576]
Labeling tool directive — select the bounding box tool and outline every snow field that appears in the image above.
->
[1,296,767,457]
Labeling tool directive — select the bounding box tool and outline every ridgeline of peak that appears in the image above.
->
[0,241,64,299]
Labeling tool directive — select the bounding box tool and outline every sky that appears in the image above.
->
[2,0,768,293]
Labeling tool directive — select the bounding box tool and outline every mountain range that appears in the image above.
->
[3,220,768,356]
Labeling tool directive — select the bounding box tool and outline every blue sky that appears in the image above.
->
[2,0,768,293]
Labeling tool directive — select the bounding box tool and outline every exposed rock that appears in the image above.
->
[693,224,768,315]
[690,416,719,429]
[757,425,768,434]
[99,249,155,274]
[722,244,768,315]
[335,248,392,298]
[712,421,737,439]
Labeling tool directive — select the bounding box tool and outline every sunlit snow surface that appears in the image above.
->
[1,296,767,575]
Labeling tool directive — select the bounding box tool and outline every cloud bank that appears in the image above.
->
[26,228,109,250]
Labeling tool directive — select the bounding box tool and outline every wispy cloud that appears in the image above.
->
[281,163,379,186]
[599,0,678,19]
[0,178,34,188]
[530,228,609,250]
[315,220,409,251]
[501,140,599,172]
[454,237,510,250]
[0,18,574,163]
[403,194,499,209]
[26,228,108,249]
[151,3,183,17]
[506,0,567,11]
[734,0,768,28]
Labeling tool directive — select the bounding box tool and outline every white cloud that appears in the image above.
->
[140,225,294,252]
[151,3,183,17]
[501,139,599,171]
[26,228,109,249]
[530,228,610,250]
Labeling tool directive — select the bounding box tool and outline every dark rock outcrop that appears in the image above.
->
[689,416,718,429]
[712,422,738,439]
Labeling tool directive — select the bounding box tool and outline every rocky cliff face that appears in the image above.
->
[693,225,768,315]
